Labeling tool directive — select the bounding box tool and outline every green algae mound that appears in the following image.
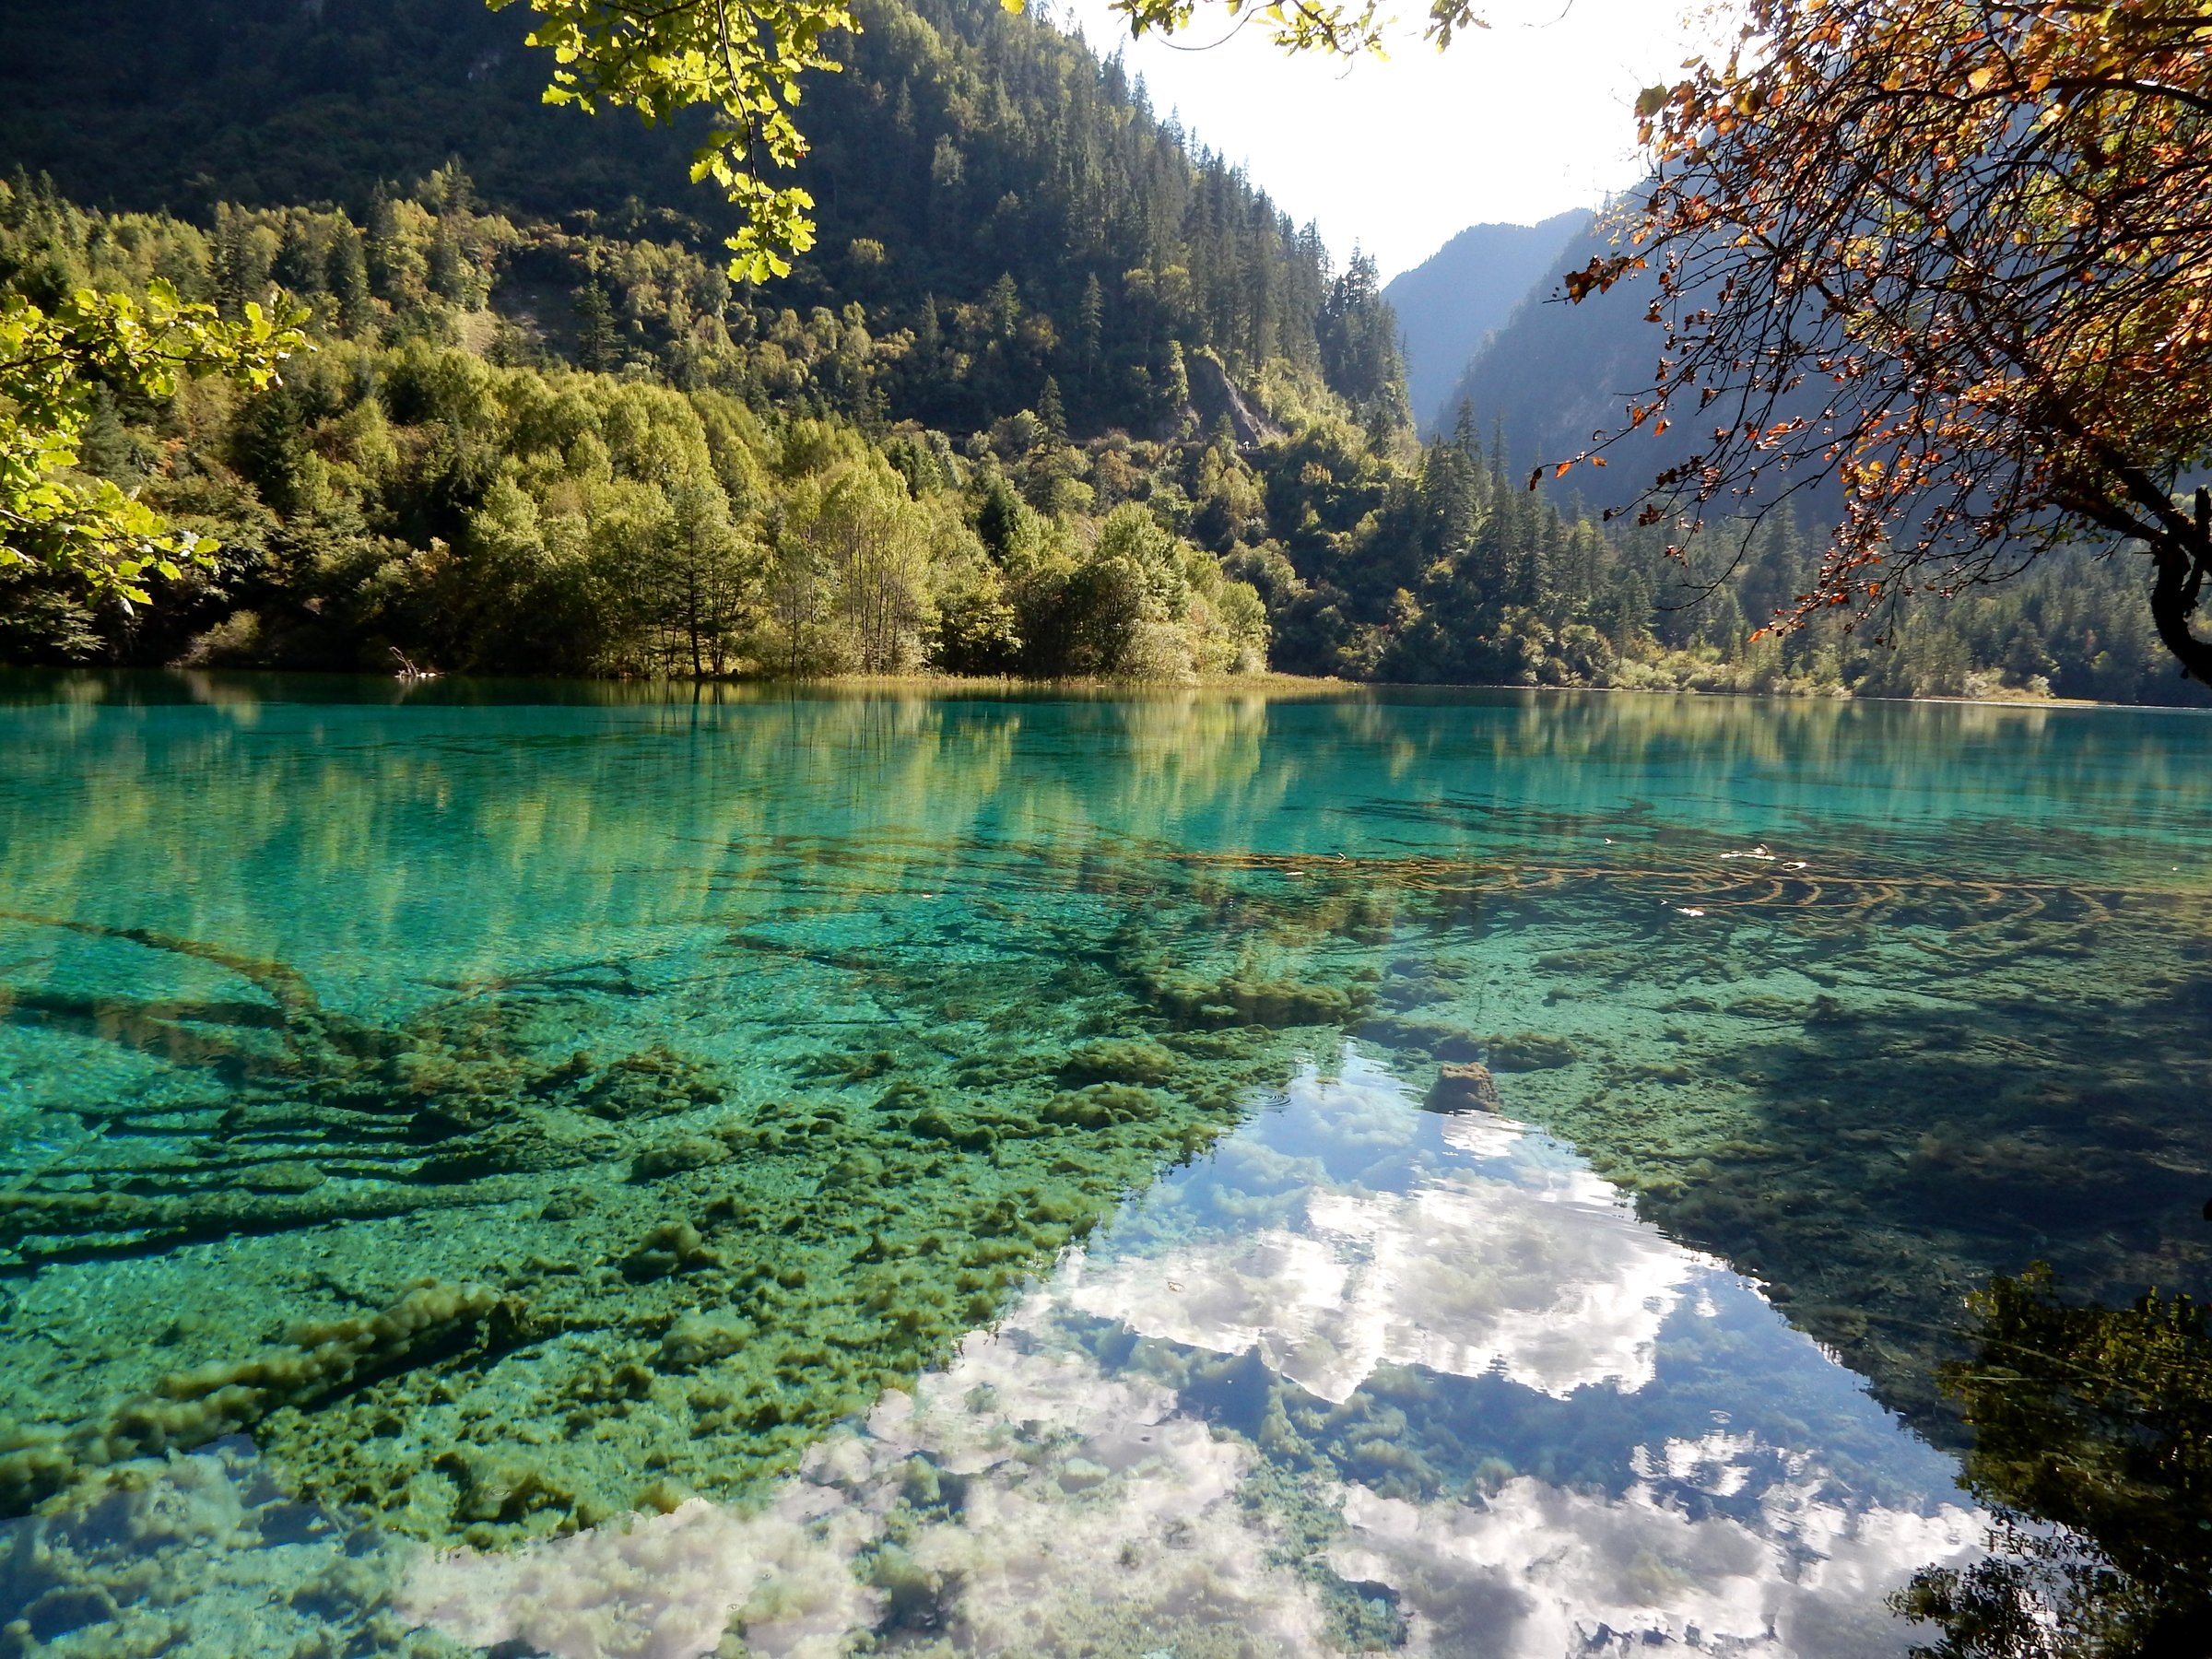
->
[0,1282,508,1514]
[0,842,1387,1546]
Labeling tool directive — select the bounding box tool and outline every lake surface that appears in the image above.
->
[0,674,2206,1657]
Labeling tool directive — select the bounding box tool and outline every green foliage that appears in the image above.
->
[0,0,1401,446]
[0,0,2190,699]
[0,175,1284,679]
[493,0,857,281]
[1891,1265,2212,1658]
[482,0,1484,277]
[0,236,306,611]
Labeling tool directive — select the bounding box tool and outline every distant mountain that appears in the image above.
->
[1449,211,1871,526]
[1443,214,1681,510]
[1382,209,1590,435]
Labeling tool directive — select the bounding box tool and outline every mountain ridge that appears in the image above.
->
[1382,208,1590,437]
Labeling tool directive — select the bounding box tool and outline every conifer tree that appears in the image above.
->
[572,283,618,372]
[328,218,374,338]
[1077,272,1103,381]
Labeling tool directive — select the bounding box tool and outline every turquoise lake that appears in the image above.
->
[0,674,2206,1657]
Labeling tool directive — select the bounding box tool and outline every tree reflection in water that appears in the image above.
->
[1895,1265,2212,1658]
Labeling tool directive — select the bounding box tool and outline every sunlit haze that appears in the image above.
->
[1056,0,1730,279]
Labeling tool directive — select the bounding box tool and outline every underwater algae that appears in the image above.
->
[387,1057,1987,1659]
[0,828,1393,1547]
[6,803,2208,1541]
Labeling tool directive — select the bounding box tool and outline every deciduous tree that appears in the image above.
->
[1,283,305,608]
[1560,0,2212,679]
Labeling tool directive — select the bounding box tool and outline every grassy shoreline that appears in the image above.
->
[2,663,2185,711]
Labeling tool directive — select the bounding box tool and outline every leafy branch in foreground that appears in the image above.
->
[1101,0,1488,55]
[492,0,859,282]
[1,283,307,608]
[497,0,1486,279]
[1556,0,2212,679]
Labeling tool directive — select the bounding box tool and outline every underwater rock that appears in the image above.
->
[631,1135,730,1182]
[620,1222,718,1283]
[1061,1039,1179,1086]
[1425,1065,1502,1115]
[1486,1033,1581,1072]
[0,1281,505,1516]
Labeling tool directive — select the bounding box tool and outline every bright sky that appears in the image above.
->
[1053,0,1731,281]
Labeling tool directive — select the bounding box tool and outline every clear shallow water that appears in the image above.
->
[0,675,2206,1656]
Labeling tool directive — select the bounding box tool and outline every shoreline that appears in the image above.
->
[1,664,2196,712]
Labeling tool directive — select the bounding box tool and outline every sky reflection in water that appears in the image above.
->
[401,1050,1981,1659]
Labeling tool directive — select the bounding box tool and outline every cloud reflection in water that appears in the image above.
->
[1063,1074,1705,1401]
[400,1049,1982,1658]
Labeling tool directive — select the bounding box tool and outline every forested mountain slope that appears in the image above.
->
[0,0,1405,441]
[1382,210,1587,436]
[0,0,2195,701]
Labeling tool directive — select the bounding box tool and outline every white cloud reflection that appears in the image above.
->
[398,1486,877,1659]
[1334,1465,1981,1658]
[398,1049,1983,1659]
[399,1325,1336,1659]
[1066,1056,1707,1401]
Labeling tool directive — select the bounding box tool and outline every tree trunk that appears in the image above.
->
[2147,488,2212,683]
[688,569,702,678]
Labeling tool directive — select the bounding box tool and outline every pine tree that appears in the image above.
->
[1077,272,1103,379]
[986,273,1020,337]
[328,215,373,337]
[573,283,618,372]
[913,292,942,367]
[1161,338,1189,410]
[211,203,268,318]
[272,216,324,297]
[365,184,402,300]
[1038,374,1066,441]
